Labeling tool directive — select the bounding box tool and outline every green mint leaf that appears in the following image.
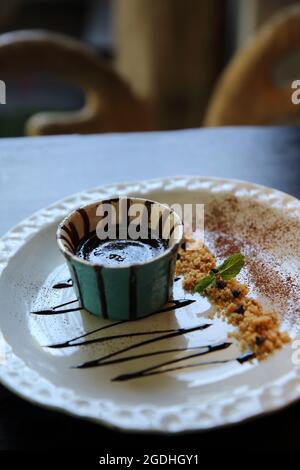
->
[195,273,216,293]
[217,253,245,280]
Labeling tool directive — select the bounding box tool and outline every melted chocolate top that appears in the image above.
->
[76,232,168,266]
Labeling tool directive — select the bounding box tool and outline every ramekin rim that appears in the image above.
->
[56,196,184,269]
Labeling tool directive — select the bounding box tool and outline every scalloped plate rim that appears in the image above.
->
[0,175,300,433]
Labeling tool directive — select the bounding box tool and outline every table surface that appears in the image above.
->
[0,126,300,450]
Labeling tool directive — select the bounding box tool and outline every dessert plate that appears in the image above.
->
[0,176,300,433]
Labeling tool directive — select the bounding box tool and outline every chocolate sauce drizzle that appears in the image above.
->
[52,278,73,289]
[31,276,257,380]
[72,343,231,367]
[73,342,230,367]
[31,299,81,316]
[31,296,195,317]
[112,342,231,381]
[80,339,229,372]
[75,323,211,369]
[113,351,256,382]
[48,323,211,351]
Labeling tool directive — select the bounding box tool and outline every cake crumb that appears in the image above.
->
[176,242,290,360]
[176,243,216,291]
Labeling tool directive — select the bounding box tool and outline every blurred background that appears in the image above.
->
[0,0,300,137]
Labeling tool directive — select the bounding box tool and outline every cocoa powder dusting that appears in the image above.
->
[203,195,300,330]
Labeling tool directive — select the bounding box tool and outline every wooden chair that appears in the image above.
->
[204,5,300,126]
[0,30,150,135]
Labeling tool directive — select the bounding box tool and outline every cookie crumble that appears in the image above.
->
[176,242,290,360]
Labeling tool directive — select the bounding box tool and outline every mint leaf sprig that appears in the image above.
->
[195,253,245,293]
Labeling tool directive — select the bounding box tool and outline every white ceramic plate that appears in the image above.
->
[0,176,300,433]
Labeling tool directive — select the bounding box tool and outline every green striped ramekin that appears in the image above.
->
[57,197,183,320]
